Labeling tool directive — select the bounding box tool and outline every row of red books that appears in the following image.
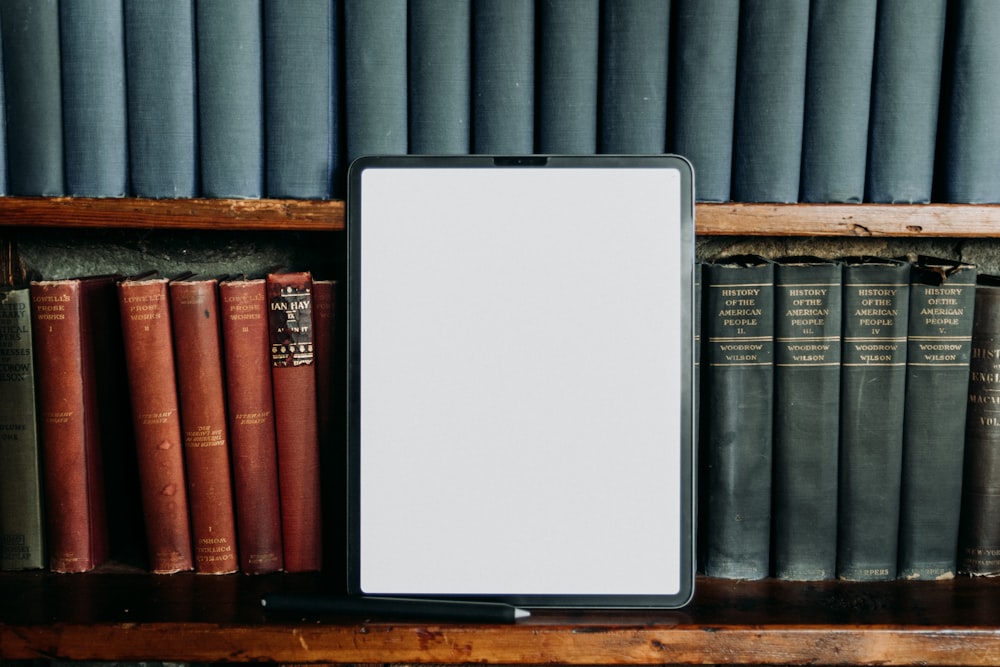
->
[26,271,335,574]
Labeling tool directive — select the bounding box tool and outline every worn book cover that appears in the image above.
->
[267,271,322,572]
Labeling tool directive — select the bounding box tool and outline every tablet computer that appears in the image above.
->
[346,154,695,608]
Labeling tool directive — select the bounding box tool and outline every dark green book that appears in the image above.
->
[898,257,977,579]
[124,0,198,198]
[865,0,947,203]
[731,0,809,203]
[702,256,774,579]
[772,258,843,580]
[670,0,739,202]
[60,0,128,197]
[598,0,670,154]
[537,0,599,154]
[196,0,264,198]
[958,275,1000,576]
[0,288,45,570]
[472,0,534,154]
[264,0,337,199]
[345,0,407,163]
[408,0,471,155]
[944,0,1000,203]
[799,0,877,203]
[0,0,64,196]
[837,257,910,581]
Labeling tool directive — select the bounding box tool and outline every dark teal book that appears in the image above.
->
[598,0,670,154]
[264,0,337,199]
[196,0,263,198]
[772,258,842,580]
[837,257,910,581]
[731,0,809,203]
[345,0,407,163]
[799,0,877,203]
[537,0,599,154]
[865,0,947,203]
[60,0,128,198]
[898,258,977,579]
[702,256,774,579]
[944,0,1000,203]
[670,0,739,202]
[124,0,198,198]
[472,0,534,154]
[0,0,64,196]
[408,0,470,155]
[958,275,1000,576]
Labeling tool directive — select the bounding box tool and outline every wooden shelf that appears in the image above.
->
[0,196,345,231]
[2,198,1000,236]
[3,572,1000,665]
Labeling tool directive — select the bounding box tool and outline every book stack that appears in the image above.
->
[701,254,981,581]
[0,1,995,202]
[0,269,336,574]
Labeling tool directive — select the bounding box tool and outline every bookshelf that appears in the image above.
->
[4,197,1000,666]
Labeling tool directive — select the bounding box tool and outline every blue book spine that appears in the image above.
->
[60,0,128,198]
[197,0,264,199]
[0,13,7,196]
[472,0,534,154]
[731,0,810,203]
[598,0,670,154]
[408,0,470,155]
[0,0,64,196]
[944,0,1000,203]
[345,0,408,163]
[537,0,599,155]
[671,0,739,201]
[865,0,947,204]
[124,0,198,198]
[263,0,336,199]
[799,0,877,203]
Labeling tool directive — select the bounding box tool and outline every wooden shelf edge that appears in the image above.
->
[696,202,1000,237]
[5,574,1000,664]
[4,621,1000,665]
[0,196,345,231]
[0,199,999,236]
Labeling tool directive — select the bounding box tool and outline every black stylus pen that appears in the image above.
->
[261,593,531,623]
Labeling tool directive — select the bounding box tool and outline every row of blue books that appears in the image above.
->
[0,0,997,203]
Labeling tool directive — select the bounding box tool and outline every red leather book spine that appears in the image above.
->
[169,277,239,574]
[219,278,283,574]
[118,277,194,574]
[30,279,110,572]
[267,271,322,572]
[313,279,337,450]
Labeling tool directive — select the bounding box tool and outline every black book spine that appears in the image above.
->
[799,0,877,203]
[0,0,64,196]
[536,0,599,154]
[836,259,910,581]
[703,257,774,579]
[670,0,739,202]
[772,259,843,580]
[60,0,128,198]
[407,0,471,155]
[196,0,264,199]
[124,0,198,198]
[472,0,534,154]
[899,258,977,579]
[345,0,408,163]
[865,0,947,204]
[263,0,336,199]
[944,0,1000,203]
[958,276,1000,576]
[598,0,670,154]
[731,0,809,203]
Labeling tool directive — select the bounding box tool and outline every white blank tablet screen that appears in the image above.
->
[354,162,690,601]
